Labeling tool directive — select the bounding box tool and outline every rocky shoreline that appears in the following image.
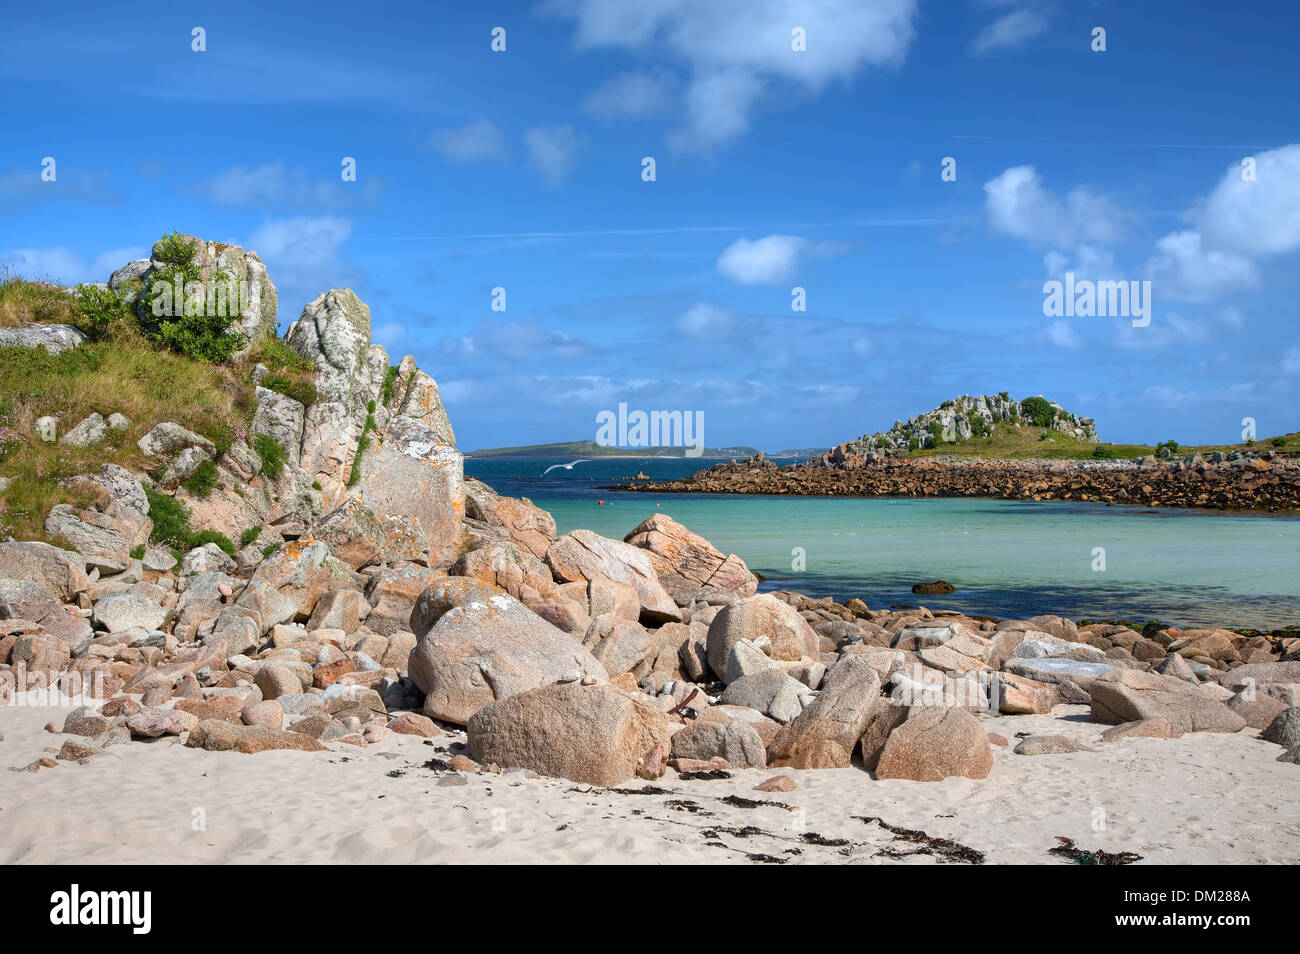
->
[2,235,1298,866]
[616,450,1300,511]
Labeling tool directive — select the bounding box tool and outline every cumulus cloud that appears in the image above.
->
[549,0,918,152]
[716,234,846,284]
[523,125,583,185]
[1194,144,1300,256]
[1144,230,1259,302]
[0,245,146,284]
[984,166,1126,246]
[425,120,507,162]
[972,7,1048,55]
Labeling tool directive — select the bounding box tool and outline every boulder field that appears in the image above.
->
[2,240,1297,785]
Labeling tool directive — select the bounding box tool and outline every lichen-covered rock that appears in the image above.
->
[310,498,427,570]
[60,412,106,447]
[351,416,464,568]
[545,530,680,624]
[463,478,555,559]
[0,322,86,354]
[875,706,993,781]
[137,422,217,458]
[623,513,757,602]
[234,539,350,632]
[388,354,455,446]
[409,585,606,725]
[0,542,88,602]
[467,681,670,786]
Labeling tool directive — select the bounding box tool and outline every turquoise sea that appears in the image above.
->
[465,456,1300,631]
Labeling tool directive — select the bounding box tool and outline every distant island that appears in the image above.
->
[464,439,765,460]
[613,393,1300,511]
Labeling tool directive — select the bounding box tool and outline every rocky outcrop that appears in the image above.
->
[842,393,1097,454]
[113,234,278,354]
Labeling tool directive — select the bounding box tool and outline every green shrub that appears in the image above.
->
[198,421,235,454]
[129,543,146,560]
[71,284,130,341]
[144,486,193,551]
[190,529,236,556]
[1271,437,1287,448]
[263,541,281,558]
[240,525,262,547]
[381,364,400,406]
[1091,444,1115,459]
[250,337,313,374]
[348,401,378,486]
[142,233,246,363]
[1155,439,1180,456]
[182,459,219,498]
[253,433,286,480]
[966,409,991,439]
[1019,396,1057,428]
[311,480,322,491]
[262,372,317,406]
[154,231,198,266]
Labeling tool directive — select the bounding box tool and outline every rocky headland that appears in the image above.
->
[1,239,1298,864]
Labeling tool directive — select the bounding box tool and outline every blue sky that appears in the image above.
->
[2,0,1298,451]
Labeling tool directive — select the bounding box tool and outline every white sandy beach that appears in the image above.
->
[3,698,1296,865]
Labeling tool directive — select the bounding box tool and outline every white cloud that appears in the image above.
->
[580,70,676,117]
[717,235,808,284]
[425,120,506,162]
[716,234,846,284]
[984,166,1126,246]
[523,125,583,185]
[203,162,380,209]
[0,245,145,285]
[1194,144,1300,256]
[549,0,918,152]
[677,302,735,338]
[245,216,360,315]
[1144,230,1258,302]
[972,7,1048,55]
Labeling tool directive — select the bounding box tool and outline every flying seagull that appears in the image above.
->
[542,459,590,476]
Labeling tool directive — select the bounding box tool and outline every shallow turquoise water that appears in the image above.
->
[466,458,1300,630]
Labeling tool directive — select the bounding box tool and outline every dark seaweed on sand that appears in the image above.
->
[1049,836,1142,865]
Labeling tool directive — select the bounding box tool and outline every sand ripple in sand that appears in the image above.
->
[2,701,1298,865]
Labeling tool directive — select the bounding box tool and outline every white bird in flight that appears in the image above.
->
[542,459,590,476]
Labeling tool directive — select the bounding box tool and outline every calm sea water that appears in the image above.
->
[465,456,1300,630]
